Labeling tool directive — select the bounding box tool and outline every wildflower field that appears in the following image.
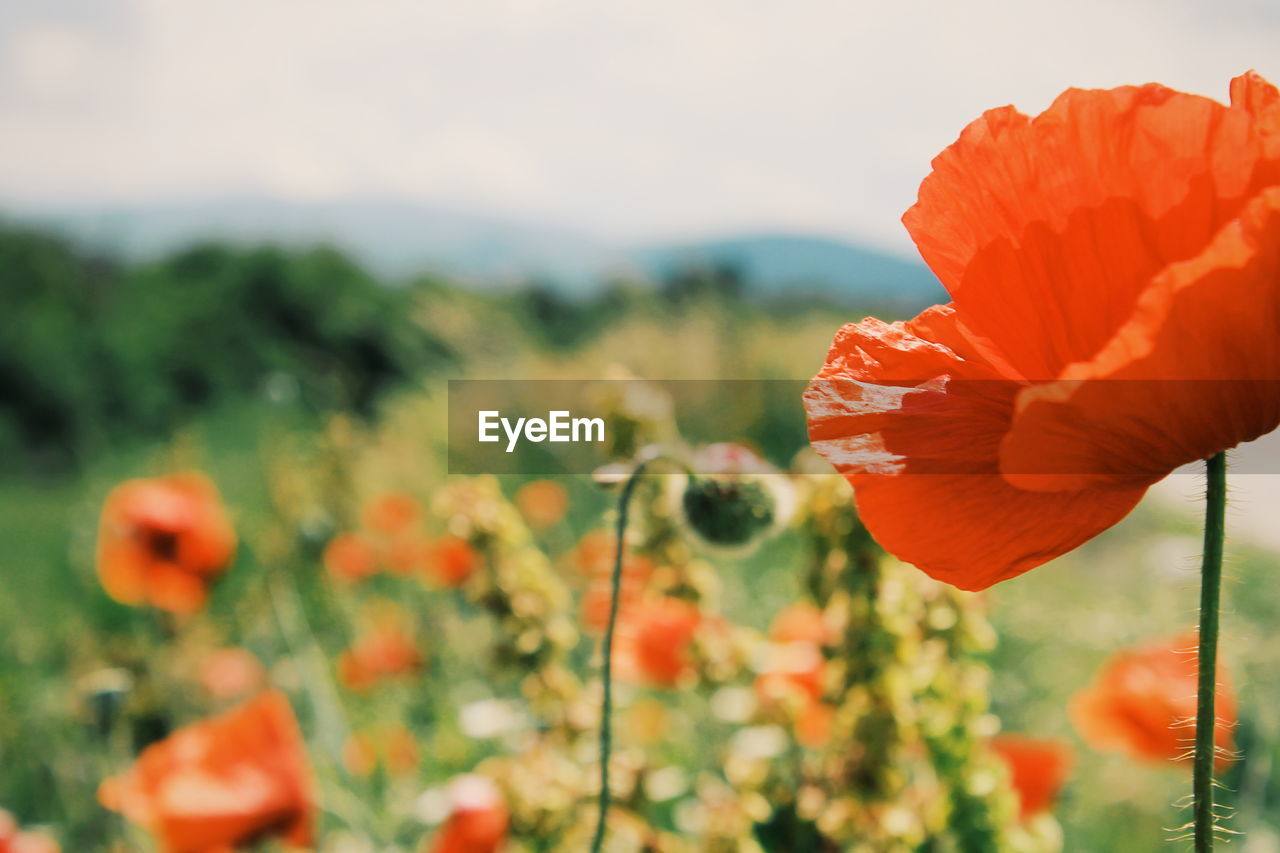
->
[0,233,1278,853]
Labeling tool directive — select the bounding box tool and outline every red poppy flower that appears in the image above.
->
[426,775,508,853]
[1070,635,1236,767]
[422,536,481,587]
[0,810,60,853]
[98,690,313,853]
[198,648,266,701]
[805,72,1280,590]
[768,602,835,648]
[337,625,424,691]
[613,598,701,688]
[580,555,654,633]
[323,532,379,584]
[514,479,569,530]
[342,731,379,778]
[990,734,1074,820]
[96,473,237,613]
[362,491,422,535]
[384,724,420,777]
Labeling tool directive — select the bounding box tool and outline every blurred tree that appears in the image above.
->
[0,226,454,473]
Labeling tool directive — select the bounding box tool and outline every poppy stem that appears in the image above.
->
[590,460,650,853]
[1194,451,1227,853]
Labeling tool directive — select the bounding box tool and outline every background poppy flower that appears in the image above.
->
[613,597,701,688]
[0,810,60,853]
[98,690,313,853]
[362,491,422,535]
[323,531,379,584]
[580,554,654,633]
[427,774,508,853]
[513,479,569,530]
[990,734,1074,820]
[805,72,1280,590]
[422,536,481,587]
[337,625,424,691]
[198,647,266,701]
[1070,635,1236,768]
[95,472,237,613]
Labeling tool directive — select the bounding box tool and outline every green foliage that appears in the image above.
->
[0,225,453,472]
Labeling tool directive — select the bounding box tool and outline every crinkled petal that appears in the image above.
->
[805,307,1144,589]
[1001,188,1280,491]
[906,82,1269,380]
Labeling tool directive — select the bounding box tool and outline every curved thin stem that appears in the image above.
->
[590,460,650,853]
[1194,452,1227,853]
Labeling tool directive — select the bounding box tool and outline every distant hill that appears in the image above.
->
[6,197,943,308]
[634,233,945,309]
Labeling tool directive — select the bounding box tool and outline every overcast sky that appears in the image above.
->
[2,0,1278,253]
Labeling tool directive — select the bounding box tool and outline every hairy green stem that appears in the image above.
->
[590,461,650,853]
[1194,452,1227,853]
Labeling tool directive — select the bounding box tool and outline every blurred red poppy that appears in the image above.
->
[805,72,1280,590]
[755,603,831,745]
[96,472,237,613]
[514,479,569,530]
[98,690,313,852]
[323,532,379,584]
[1071,635,1236,767]
[384,724,420,777]
[427,775,508,853]
[0,810,60,853]
[342,731,379,778]
[422,536,481,587]
[990,734,1074,820]
[338,625,424,691]
[580,555,654,633]
[768,602,834,647]
[614,598,701,688]
[198,647,266,701]
[362,491,422,535]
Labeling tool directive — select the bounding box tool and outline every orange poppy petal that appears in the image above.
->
[805,307,1144,589]
[145,564,209,615]
[904,82,1268,380]
[1001,188,1280,492]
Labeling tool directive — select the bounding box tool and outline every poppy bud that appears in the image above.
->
[675,444,790,552]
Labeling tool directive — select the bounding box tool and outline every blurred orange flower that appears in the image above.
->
[0,810,60,853]
[513,479,569,530]
[580,555,653,633]
[427,775,508,853]
[422,536,481,587]
[794,701,834,749]
[338,625,424,691]
[342,732,379,778]
[362,491,422,535]
[323,532,379,584]
[98,690,312,852]
[755,602,832,746]
[768,602,834,648]
[1071,635,1236,768]
[805,71,1280,590]
[95,472,236,613]
[990,734,1074,820]
[198,647,266,701]
[384,723,420,777]
[614,598,701,688]
[342,725,418,777]
[571,529,616,576]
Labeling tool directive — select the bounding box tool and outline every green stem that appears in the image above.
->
[590,461,650,853]
[1194,452,1227,853]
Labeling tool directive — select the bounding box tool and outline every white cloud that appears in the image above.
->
[0,0,1277,251]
